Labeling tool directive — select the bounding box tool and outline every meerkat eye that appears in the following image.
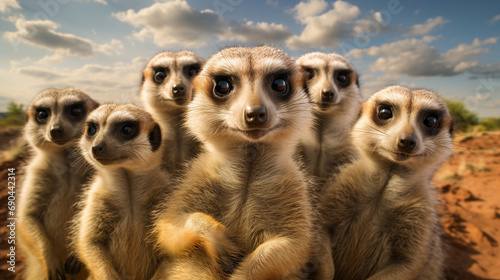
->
[304,68,314,80]
[71,106,83,117]
[154,69,167,83]
[188,66,201,77]
[424,115,438,128]
[214,78,232,97]
[120,124,138,139]
[336,73,349,86]
[378,107,393,120]
[87,123,97,136]
[272,77,287,94]
[36,109,49,124]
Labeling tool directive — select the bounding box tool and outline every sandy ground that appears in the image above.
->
[0,127,499,279]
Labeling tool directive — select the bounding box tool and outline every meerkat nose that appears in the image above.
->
[321,88,335,103]
[245,104,268,127]
[398,135,417,153]
[172,83,186,98]
[92,142,106,157]
[50,125,64,139]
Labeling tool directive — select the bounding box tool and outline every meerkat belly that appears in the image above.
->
[108,213,156,279]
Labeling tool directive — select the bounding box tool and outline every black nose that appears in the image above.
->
[172,83,185,98]
[321,89,335,103]
[398,135,417,153]
[92,143,106,157]
[50,126,64,139]
[245,105,268,127]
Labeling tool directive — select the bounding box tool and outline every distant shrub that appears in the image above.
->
[0,101,25,127]
[443,99,478,132]
[479,118,500,131]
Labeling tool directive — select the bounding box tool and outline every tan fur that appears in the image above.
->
[73,104,171,279]
[319,86,452,279]
[140,51,205,176]
[296,52,362,182]
[17,88,99,279]
[154,46,314,279]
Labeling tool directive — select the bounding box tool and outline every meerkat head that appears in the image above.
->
[187,46,312,145]
[140,51,204,111]
[296,52,360,115]
[80,104,163,170]
[24,88,99,151]
[352,86,453,168]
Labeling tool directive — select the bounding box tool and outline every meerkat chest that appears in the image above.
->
[221,160,308,250]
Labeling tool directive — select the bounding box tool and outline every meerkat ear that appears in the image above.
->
[149,123,162,152]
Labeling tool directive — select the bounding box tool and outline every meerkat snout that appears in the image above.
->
[244,104,268,127]
[398,134,417,153]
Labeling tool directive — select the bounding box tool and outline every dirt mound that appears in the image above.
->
[436,132,500,280]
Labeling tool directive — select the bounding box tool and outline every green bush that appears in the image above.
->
[443,99,478,132]
[0,101,25,127]
[479,118,500,131]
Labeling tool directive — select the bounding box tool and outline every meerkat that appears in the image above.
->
[153,46,315,280]
[71,104,170,280]
[296,52,362,182]
[17,88,99,280]
[319,85,453,279]
[140,51,204,175]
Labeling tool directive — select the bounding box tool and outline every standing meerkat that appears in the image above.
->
[154,46,314,280]
[73,104,170,280]
[296,52,362,182]
[18,88,99,280]
[140,51,204,175]
[320,86,453,280]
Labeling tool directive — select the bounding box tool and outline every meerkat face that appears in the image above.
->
[141,51,204,110]
[296,52,360,113]
[352,86,453,167]
[25,88,99,150]
[80,104,162,169]
[187,46,312,144]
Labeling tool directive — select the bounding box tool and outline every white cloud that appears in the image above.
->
[220,21,292,44]
[114,0,226,48]
[288,0,328,24]
[94,39,124,56]
[265,0,279,8]
[286,1,361,50]
[3,18,94,56]
[349,37,498,77]
[0,0,20,13]
[490,14,500,25]
[403,16,449,36]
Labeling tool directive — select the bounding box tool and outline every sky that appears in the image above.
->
[0,0,499,117]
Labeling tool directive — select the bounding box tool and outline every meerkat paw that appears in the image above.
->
[64,253,83,275]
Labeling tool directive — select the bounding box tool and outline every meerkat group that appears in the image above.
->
[17,47,453,280]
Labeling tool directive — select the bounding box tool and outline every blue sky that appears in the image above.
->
[1,0,499,117]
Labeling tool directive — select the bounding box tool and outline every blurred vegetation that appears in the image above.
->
[443,99,500,133]
[0,101,25,128]
[444,99,479,132]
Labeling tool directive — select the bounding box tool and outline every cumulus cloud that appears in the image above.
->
[287,0,328,24]
[0,0,20,13]
[3,18,123,57]
[286,1,361,50]
[490,14,500,25]
[221,21,292,44]
[3,18,94,56]
[349,37,498,77]
[403,16,449,36]
[114,0,226,47]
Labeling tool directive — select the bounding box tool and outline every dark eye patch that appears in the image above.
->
[372,102,395,126]
[419,109,444,136]
[113,120,140,140]
[334,69,353,88]
[65,102,86,121]
[268,70,293,101]
[185,63,201,78]
[34,107,50,124]
[153,67,168,84]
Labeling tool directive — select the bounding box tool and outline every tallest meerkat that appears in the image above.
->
[154,46,314,279]
[296,52,362,182]
[141,51,204,174]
